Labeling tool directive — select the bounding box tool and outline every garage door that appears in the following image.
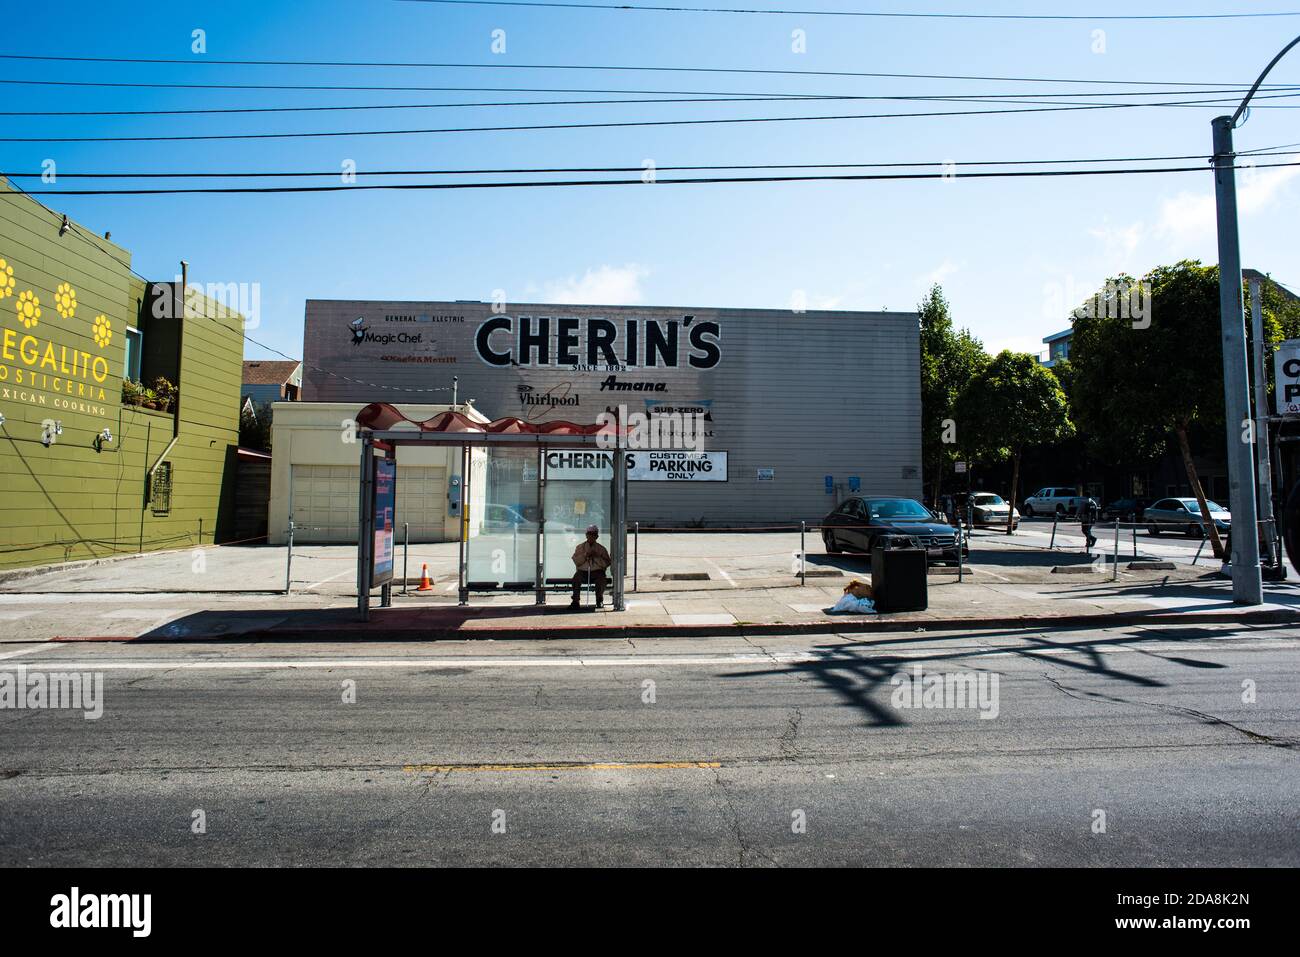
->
[290,465,446,543]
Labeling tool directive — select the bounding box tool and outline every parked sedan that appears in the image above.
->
[967,492,1019,530]
[822,496,968,564]
[1143,497,1231,537]
[1100,497,1151,522]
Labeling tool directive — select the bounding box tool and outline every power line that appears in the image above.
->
[14,160,1300,194]
[0,54,1292,88]
[2,96,1284,143]
[393,0,1300,20]
[7,88,1300,117]
[0,185,454,393]
[3,76,1295,95]
[10,147,1300,179]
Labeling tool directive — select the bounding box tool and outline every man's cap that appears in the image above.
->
[586,524,599,534]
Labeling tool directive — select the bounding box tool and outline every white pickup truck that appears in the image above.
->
[1021,487,1084,517]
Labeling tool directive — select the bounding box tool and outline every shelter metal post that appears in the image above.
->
[613,443,626,611]
[535,446,546,605]
[358,433,375,622]
[458,442,470,606]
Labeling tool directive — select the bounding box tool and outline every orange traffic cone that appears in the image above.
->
[417,563,434,592]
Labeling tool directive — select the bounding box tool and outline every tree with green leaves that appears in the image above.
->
[1068,260,1284,559]
[919,284,988,504]
[239,400,273,452]
[956,350,1074,533]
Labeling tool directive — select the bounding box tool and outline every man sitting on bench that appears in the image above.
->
[570,524,612,609]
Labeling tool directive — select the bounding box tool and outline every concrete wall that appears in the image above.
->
[301,300,922,526]
[0,183,242,571]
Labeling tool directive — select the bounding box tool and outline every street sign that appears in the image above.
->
[1274,338,1300,415]
[955,461,968,474]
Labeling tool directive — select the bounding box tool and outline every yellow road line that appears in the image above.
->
[402,760,721,773]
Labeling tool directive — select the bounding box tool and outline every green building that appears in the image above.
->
[0,181,244,571]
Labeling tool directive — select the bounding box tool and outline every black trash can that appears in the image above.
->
[871,537,928,612]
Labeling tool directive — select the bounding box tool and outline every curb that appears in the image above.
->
[117,607,1300,643]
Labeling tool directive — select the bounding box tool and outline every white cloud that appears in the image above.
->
[1087,219,1145,257]
[1156,164,1300,239]
[924,259,963,285]
[537,264,650,305]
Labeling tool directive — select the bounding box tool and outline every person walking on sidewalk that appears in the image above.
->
[570,524,612,609]
[1080,496,1100,550]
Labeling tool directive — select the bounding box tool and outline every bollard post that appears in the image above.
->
[284,520,294,595]
[958,528,964,583]
[1132,523,1138,560]
[1049,513,1058,551]
[402,522,410,596]
[800,521,807,586]
[1112,518,1120,581]
[198,517,203,546]
[633,521,639,592]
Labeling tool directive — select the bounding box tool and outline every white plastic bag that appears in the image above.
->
[830,594,876,615]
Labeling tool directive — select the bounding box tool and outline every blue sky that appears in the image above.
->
[1,0,1297,362]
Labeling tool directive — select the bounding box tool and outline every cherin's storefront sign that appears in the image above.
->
[0,255,116,417]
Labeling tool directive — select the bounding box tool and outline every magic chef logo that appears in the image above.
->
[347,316,426,347]
[476,314,721,369]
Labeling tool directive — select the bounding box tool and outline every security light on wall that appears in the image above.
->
[41,421,63,447]
[94,427,113,452]
[59,214,70,236]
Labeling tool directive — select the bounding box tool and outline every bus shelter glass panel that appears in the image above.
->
[541,449,614,584]
[466,446,540,586]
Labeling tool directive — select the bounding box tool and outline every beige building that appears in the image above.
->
[267,401,488,545]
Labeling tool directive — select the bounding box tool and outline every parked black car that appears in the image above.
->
[822,496,968,564]
[1100,497,1151,522]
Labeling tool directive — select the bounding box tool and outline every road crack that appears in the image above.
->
[1040,672,1297,751]
[710,766,777,867]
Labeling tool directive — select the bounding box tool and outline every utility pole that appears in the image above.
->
[1210,33,1300,604]
[1212,116,1262,604]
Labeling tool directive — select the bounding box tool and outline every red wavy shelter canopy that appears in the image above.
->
[355,402,624,439]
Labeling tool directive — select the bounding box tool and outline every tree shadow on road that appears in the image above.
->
[717,620,1274,727]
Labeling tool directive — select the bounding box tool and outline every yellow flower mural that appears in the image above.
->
[92,313,112,349]
[16,289,40,329]
[0,258,13,299]
[55,282,77,319]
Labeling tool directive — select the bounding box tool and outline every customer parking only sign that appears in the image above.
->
[1274,338,1300,416]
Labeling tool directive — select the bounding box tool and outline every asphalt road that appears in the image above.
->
[1,624,1297,866]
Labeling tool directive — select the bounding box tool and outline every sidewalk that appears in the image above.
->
[14,569,1298,643]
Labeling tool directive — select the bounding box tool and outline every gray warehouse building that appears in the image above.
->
[299,299,921,529]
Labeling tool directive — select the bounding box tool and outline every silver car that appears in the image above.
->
[1144,497,1231,537]
[968,492,1020,529]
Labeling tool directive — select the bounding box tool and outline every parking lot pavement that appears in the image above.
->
[1005,517,1213,565]
[1,530,1294,643]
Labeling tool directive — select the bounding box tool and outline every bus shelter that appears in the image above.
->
[353,402,628,620]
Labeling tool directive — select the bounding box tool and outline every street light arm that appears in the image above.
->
[1233,32,1300,126]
